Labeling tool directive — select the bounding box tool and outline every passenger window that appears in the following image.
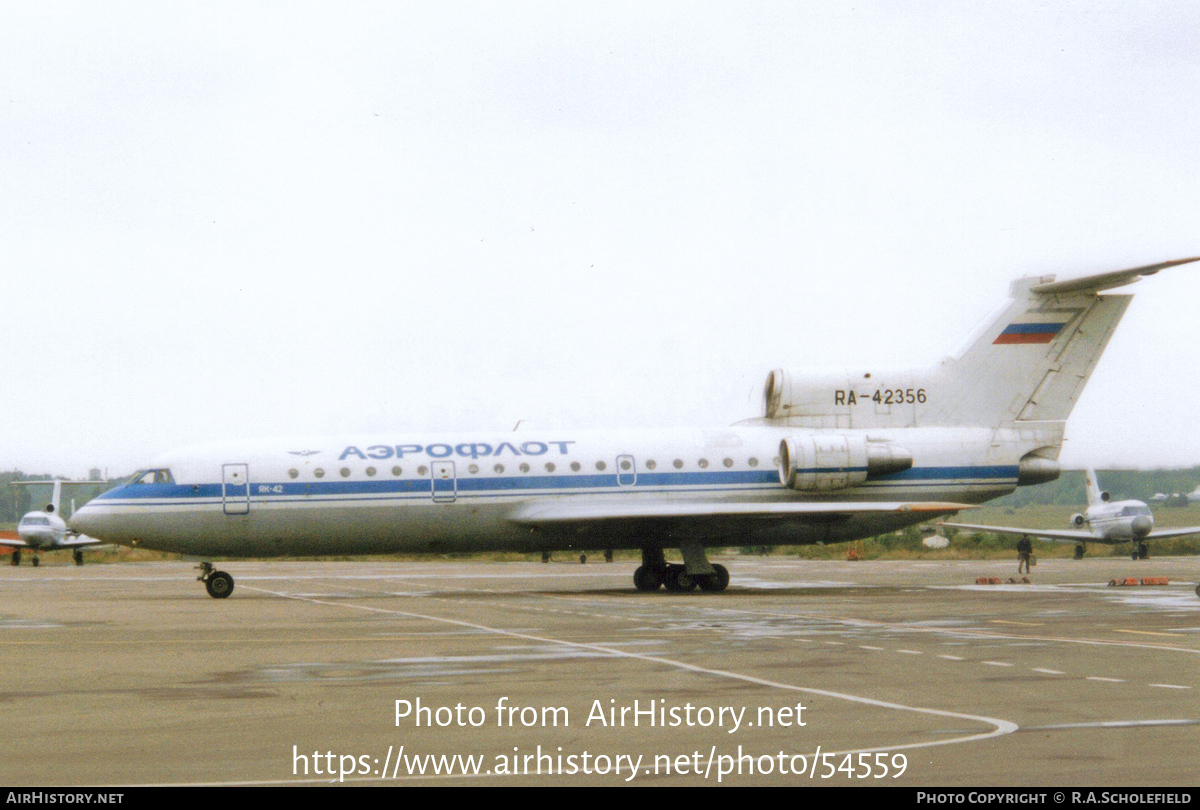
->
[494,464,505,474]
[570,462,581,472]
[313,469,325,478]
[366,467,376,477]
[392,466,402,476]
[673,459,683,469]
[545,463,556,472]
[340,467,351,477]
[646,459,657,470]
[698,459,709,468]
[288,469,299,479]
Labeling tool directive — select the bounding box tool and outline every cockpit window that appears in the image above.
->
[20,515,50,526]
[127,469,175,485]
[1121,505,1152,517]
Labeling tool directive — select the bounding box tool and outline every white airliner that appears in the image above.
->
[942,469,1200,561]
[69,258,1199,597]
[3,481,109,566]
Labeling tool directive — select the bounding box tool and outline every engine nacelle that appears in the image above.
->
[1016,453,1060,486]
[1071,513,1086,528]
[778,435,913,492]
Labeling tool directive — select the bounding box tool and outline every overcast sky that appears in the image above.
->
[2,2,1198,478]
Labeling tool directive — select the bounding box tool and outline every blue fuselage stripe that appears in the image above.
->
[94,465,1019,504]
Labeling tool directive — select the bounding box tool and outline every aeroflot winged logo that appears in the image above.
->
[288,450,322,457]
[992,321,1068,345]
[339,441,576,461]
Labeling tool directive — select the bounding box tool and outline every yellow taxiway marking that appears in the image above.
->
[1112,629,1185,638]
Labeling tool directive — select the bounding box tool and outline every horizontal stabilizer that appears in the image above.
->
[1031,257,1200,296]
[511,500,975,525]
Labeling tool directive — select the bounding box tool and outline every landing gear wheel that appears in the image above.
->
[664,566,696,592]
[698,563,730,592]
[31,556,39,568]
[579,553,587,564]
[205,571,234,599]
[633,565,663,592]
[1073,544,1085,560]
[1131,550,1139,561]
[9,550,19,566]
[541,552,551,563]
[73,550,84,566]
[604,549,613,563]
[1137,542,1149,560]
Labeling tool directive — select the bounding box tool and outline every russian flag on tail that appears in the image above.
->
[992,321,1068,344]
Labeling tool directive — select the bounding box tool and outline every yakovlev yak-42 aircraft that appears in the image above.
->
[942,469,1200,561]
[70,258,1198,598]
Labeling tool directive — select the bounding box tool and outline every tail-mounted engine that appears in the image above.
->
[1071,513,1086,528]
[778,435,913,492]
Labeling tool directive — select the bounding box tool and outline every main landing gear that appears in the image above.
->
[1074,544,1085,560]
[9,550,19,566]
[633,546,730,593]
[1131,542,1149,561]
[73,550,84,566]
[197,562,234,599]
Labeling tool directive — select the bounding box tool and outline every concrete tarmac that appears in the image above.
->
[1,555,1197,786]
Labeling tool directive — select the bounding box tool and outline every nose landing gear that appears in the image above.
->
[197,562,234,599]
[1131,542,1149,561]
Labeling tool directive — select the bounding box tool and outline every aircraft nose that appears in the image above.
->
[69,505,100,537]
[1131,515,1153,538]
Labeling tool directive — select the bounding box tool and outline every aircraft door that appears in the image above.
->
[616,454,637,486]
[222,463,250,515]
[431,461,456,503]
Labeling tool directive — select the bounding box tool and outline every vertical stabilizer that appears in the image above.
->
[923,277,1132,428]
[1084,469,1107,506]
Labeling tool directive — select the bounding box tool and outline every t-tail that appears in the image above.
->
[1084,469,1109,506]
[759,257,1199,433]
[753,257,1198,488]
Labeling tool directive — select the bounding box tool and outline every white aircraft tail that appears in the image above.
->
[924,274,1132,428]
[1084,469,1108,506]
[760,258,1198,432]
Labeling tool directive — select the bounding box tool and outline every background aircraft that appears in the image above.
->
[1149,484,1200,507]
[3,481,109,566]
[69,258,1199,596]
[942,469,1200,560]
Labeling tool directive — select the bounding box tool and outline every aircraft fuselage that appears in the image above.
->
[70,425,1047,558]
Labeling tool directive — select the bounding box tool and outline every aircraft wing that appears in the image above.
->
[939,521,1095,544]
[1146,526,1200,540]
[511,500,975,524]
[0,537,29,549]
